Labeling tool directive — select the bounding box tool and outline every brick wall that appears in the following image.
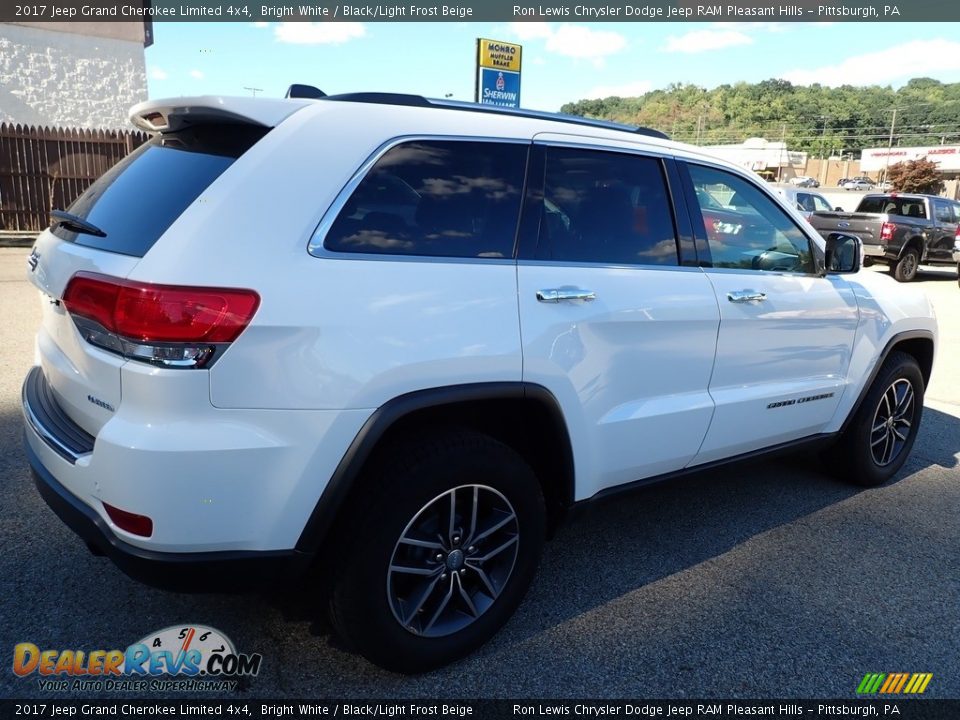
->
[0,23,147,130]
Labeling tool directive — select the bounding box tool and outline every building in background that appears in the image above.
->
[0,21,151,130]
[699,138,807,180]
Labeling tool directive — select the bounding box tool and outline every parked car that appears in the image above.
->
[789,175,819,187]
[808,193,960,281]
[21,91,937,673]
[770,184,836,220]
[842,179,875,190]
[877,180,895,191]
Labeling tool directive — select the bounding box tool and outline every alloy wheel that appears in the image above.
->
[387,485,520,637]
[870,378,915,467]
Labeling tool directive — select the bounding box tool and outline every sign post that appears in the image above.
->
[475,38,522,109]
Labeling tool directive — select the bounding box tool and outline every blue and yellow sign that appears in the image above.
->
[476,38,521,108]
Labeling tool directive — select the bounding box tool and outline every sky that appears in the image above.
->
[146,22,960,111]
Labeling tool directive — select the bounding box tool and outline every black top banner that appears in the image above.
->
[1,0,956,22]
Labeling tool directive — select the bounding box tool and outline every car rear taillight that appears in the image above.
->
[62,272,259,368]
[103,502,153,537]
[880,222,896,242]
[955,225,960,242]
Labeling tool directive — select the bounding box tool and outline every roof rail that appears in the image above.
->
[311,91,669,140]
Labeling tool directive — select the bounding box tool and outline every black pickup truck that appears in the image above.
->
[808,193,960,281]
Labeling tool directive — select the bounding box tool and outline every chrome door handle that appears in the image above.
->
[537,288,597,303]
[727,290,767,303]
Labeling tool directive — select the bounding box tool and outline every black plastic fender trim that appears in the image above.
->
[294,382,574,555]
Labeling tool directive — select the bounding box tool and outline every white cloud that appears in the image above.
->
[507,22,626,67]
[663,29,752,54]
[585,80,652,99]
[508,21,553,40]
[783,39,960,87]
[252,21,269,28]
[189,69,204,79]
[149,67,168,81]
[274,22,366,45]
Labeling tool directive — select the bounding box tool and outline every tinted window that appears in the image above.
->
[933,200,954,223]
[324,141,527,258]
[535,147,678,266]
[687,164,813,273]
[53,124,267,257]
[857,196,927,218]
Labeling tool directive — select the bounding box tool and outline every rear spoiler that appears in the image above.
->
[129,96,315,133]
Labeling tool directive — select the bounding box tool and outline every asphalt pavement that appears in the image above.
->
[1,248,958,699]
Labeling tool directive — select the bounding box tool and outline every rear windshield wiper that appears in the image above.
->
[50,209,107,238]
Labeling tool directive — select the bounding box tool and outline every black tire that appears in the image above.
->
[862,257,874,268]
[327,429,546,673]
[892,247,920,282]
[826,351,924,487]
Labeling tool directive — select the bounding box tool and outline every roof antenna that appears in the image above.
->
[285,84,326,99]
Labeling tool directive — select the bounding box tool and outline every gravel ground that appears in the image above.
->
[1,248,957,699]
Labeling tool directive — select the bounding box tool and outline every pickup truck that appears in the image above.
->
[808,193,960,281]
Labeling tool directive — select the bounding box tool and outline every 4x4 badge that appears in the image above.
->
[27,249,39,272]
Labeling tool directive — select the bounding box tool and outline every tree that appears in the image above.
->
[886,158,945,194]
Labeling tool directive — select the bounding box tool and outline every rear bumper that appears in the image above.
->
[862,244,887,258]
[25,437,311,592]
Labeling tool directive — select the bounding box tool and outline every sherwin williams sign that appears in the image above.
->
[476,38,522,108]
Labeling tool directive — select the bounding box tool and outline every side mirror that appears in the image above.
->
[834,206,844,212]
[825,233,861,274]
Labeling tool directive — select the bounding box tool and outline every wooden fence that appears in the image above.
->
[0,123,148,233]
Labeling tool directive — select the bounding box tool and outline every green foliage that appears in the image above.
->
[560,78,960,156]
[886,158,945,194]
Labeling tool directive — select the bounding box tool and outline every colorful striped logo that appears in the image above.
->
[857,673,933,694]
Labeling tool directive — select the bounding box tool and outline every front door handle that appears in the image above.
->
[537,288,597,303]
[727,290,767,303]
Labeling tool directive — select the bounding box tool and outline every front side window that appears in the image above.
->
[323,140,527,258]
[798,193,832,213]
[535,146,679,266]
[687,164,814,274]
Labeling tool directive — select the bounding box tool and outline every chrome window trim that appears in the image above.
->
[307,134,530,261]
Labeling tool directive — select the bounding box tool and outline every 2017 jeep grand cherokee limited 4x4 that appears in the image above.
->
[22,92,937,673]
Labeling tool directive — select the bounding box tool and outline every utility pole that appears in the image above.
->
[695,115,702,145]
[883,107,898,182]
[777,122,786,181]
[818,115,830,185]
[243,86,263,97]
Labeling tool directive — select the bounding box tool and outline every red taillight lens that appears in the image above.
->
[63,272,260,343]
[103,502,153,537]
[880,222,896,242]
[955,226,960,241]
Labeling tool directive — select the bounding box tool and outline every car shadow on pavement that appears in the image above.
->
[1,403,958,694]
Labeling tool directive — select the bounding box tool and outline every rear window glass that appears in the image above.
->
[323,140,528,259]
[52,124,268,257]
[856,196,927,219]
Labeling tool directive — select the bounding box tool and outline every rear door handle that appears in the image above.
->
[727,290,767,303]
[537,288,597,303]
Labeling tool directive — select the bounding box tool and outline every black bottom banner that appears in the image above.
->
[2,700,959,720]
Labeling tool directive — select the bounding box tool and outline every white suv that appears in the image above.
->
[22,92,937,673]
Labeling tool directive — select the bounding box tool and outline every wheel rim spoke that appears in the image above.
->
[473,535,518,563]
[423,577,456,634]
[471,510,517,544]
[454,572,478,617]
[387,484,520,638]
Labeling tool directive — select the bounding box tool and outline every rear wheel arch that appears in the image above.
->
[296,383,576,558]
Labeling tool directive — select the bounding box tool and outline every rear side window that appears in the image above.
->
[857,196,927,218]
[53,124,268,257]
[535,146,678,266]
[323,140,527,259]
